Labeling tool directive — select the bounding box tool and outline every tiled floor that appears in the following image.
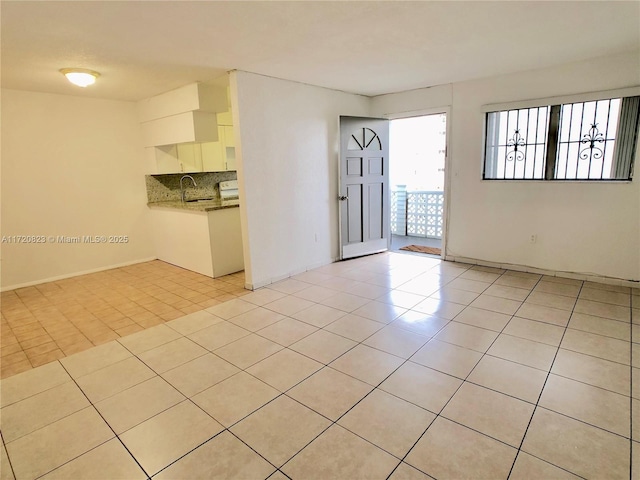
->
[1,252,639,479]
[0,261,246,379]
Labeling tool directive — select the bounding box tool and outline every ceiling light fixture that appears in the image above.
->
[59,68,100,87]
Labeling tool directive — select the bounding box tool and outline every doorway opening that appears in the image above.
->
[389,113,447,256]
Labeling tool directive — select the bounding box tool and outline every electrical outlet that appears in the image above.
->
[530,234,537,244]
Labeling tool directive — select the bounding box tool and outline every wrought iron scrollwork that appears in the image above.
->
[579,123,604,161]
[506,129,526,162]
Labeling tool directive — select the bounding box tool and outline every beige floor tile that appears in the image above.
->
[446,277,491,294]
[6,407,114,480]
[319,292,371,312]
[635,368,640,400]
[377,290,426,309]
[289,329,357,364]
[460,269,502,283]
[161,353,239,397]
[59,340,132,379]
[509,452,580,480]
[267,278,311,294]
[388,462,434,480]
[580,287,631,307]
[453,306,511,332]
[484,284,531,302]
[526,291,576,311]
[515,302,571,327]
[214,334,283,369]
[411,339,482,379]
[434,321,499,353]
[40,439,146,480]
[241,288,287,306]
[265,296,316,316]
[187,321,250,351]
[574,299,631,322]
[487,334,557,371]
[569,312,630,341]
[412,298,466,320]
[429,286,479,306]
[543,275,583,287]
[0,442,14,480]
[155,431,275,480]
[292,285,339,302]
[246,349,323,391]
[231,395,331,467]
[533,281,581,298]
[379,362,461,413]
[540,374,630,437]
[581,282,630,294]
[138,337,207,374]
[339,389,435,458]
[205,298,257,319]
[287,367,372,420]
[363,325,430,359]
[324,314,386,342]
[95,376,184,434]
[522,407,629,479]
[192,372,279,427]
[634,399,640,441]
[1,381,90,443]
[0,361,70,408]
[504,317,565,346]
[443,382,534,447]
[468,355,547,403]
[282,424,398,480]
[257,317,317,346]
[120,400,224,476]
[494,274,539,290]
[390,311,449,337]
[165,310,224,336]
[227,307,286,332]
[117,325,182,355]
[634,441,640,480]
[552,348,630,396]
[330,344,404,385]
[345,282,391,300]
[75,356,155,403]
[352,301,407,324]
[291,303,347,328]
[469,294,522,316]
[561,329,630,365]
[405,417,516,480]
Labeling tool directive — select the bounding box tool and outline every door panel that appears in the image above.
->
[339,116,390,260]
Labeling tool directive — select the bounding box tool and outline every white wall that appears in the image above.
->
[230,71,371,288]
[372,51,640,281]
[1,89,155,289]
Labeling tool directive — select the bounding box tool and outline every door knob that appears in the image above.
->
[338,195,348,201]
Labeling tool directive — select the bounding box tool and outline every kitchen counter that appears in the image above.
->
[147,198,239,212]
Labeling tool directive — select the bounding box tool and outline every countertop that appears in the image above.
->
[147,198,240,212]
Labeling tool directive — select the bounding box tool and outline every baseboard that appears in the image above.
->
[244,257,338,291]
[1,257,158,292]
[444,255,639,289]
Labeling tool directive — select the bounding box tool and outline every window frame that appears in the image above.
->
[481,87,640,182]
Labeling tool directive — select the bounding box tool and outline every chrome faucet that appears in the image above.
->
[180,175,197,202]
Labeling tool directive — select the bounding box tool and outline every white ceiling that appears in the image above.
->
[2,1,639,102]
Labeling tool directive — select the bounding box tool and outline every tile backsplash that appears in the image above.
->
[146,171,237,203]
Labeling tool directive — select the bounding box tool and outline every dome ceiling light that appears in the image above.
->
[59,68,100,87]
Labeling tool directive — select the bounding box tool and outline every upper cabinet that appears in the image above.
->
[138,80,237,173]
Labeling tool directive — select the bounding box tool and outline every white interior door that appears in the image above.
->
[339,116,390,260]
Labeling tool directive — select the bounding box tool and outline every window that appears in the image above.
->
[483,96,640,181]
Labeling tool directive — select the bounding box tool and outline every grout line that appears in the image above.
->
[505,277,584,479]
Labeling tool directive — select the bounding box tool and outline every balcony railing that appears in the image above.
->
[391,187,444,239]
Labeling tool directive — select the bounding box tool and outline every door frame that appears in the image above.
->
[383,106,452,259]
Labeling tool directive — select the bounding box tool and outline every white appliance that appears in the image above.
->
[219,180,239,200]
